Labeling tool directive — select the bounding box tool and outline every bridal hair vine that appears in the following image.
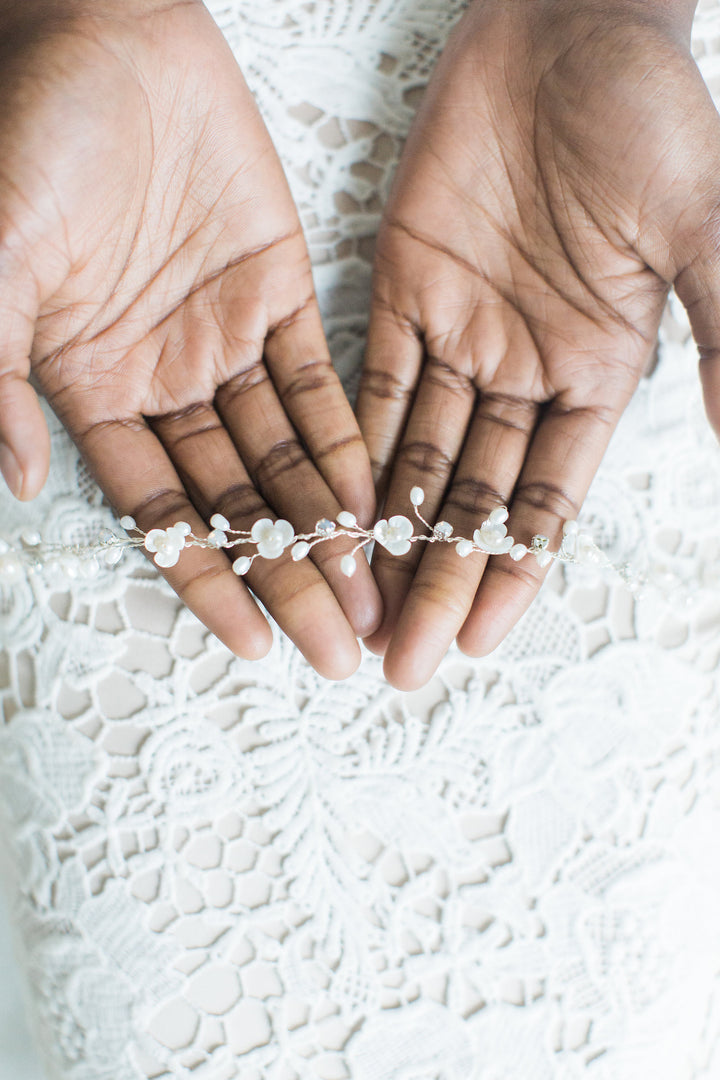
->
[0,485,647,592]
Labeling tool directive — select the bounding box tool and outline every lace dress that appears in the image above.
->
[2,1,720,1078]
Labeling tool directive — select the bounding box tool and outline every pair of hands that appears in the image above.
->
[1,0,718,688]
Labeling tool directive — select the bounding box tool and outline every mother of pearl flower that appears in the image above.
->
[472,507,515,555]
[250,519,295,560]
[373,515,414,556]
[144,523,191,568]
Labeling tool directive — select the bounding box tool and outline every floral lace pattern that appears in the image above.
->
[2,1,720,1078]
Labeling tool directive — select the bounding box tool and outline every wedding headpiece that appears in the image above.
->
[0,485,646,593]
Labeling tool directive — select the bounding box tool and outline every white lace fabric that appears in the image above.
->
[2,2,720,1078]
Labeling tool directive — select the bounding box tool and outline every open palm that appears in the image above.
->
[0,0,381,678]
[358,0,719,689]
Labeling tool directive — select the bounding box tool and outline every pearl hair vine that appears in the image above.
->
[0,485,649,593]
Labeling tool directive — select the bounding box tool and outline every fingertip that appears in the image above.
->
[315,636,362,681]
[0,442,24,498]
[237,623,275,662]
[362,625,390,656]
[350,587,383,639]
[382,648,435,692]
[455,624,499,659]
[0,381,51,500]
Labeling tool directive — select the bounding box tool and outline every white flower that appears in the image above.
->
[373,515,414,556]
[144,525,188,568]
[251,518,295,560]
[473,516,514,555]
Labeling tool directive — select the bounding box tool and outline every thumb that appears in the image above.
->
[674,241,720,440]
[0,280,49,500]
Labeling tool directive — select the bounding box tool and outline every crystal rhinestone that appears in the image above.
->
[210,513,231,531]
[232,556,252,576]
[104,546,124,566]
[410,486,425,507]
[21,529,42,547]
[340,554,357,577]
[488,507,509,525]
[119,515,136,531]
[510,543,528,561]
[531,534,550,551]
[99,528,116,543]
[291,541,310,561]
[456,539,475,558]
[434,521,453,540]
[316,518,336,536]
[336,510,357,528]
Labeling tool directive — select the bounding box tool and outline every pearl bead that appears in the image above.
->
[232,556,252,576]
[456,539,475,558]
[120,516,136,531]
[410,486,425,507]
[207,529,228,548]
[510,543,528,561]
[336,511,357,528]
[488,507,509,525]
[210,513,230,531]
[21,529,42,547]
[562,519,578,536]
[173,521,192,537]
[291,541,310,561]
[340,554,357,577]
[535,549,553,569]
[576,534,599,564]
[0,553,23,584]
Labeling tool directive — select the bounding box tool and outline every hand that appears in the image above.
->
[0,0,381,678]
[357,0,717,689]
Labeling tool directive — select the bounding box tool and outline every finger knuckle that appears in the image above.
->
[213,482,266,524]
[425,354,475,399]
[513,479,579,520]
[396,439,454,482]
[253,438,307,487]
[445,477,507,517]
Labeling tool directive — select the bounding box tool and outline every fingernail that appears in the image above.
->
[0,443,23,498]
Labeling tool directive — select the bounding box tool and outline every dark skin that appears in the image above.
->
[1,0,717,686]
[358,0,720,689]
[0,0,382,680]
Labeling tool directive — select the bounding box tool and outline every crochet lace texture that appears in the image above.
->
[2,1,720,1078]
